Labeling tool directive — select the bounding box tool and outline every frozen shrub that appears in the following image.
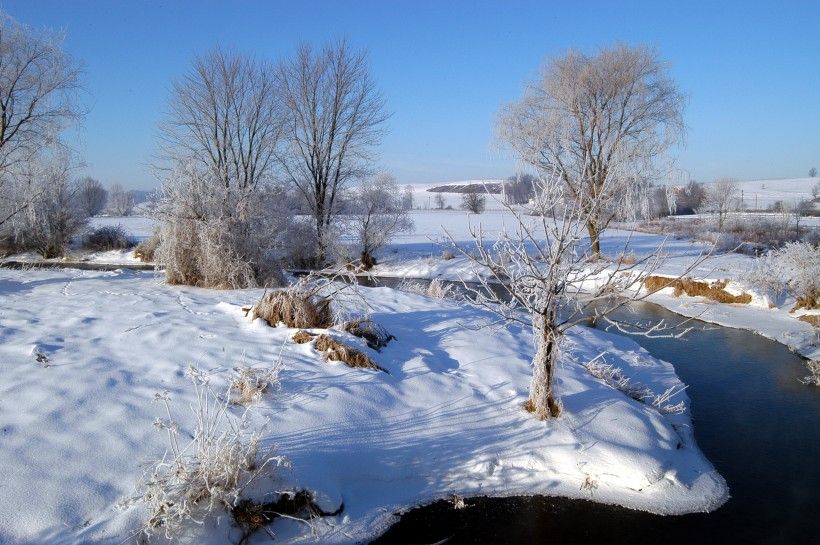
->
[441,249,456,260]
[398,277,456,299]
[120,368,285,539]
[82,225,135,251]
[251,289,333,329]
[745,242,820,311]
[134,233,159,262]
[154,164,286,289]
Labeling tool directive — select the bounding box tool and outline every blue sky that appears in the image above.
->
[2,0,818,189]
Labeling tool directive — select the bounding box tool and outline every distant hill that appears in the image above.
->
[423,180,505,194]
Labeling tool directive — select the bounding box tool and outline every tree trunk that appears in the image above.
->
[528,312,561,419]
[586,221,601,259]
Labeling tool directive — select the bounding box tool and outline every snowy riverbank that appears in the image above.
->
[0,268,727,544]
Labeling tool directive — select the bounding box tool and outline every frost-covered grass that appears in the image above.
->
[0,267,727,544]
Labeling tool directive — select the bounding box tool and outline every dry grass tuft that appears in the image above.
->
[644,275,752,304]
[134,234,159,262]
[792,290,820,312]
[798,314,820,327]
[251,290,332,329]
[314,334,385,371]
[291,330,316,344]
[342,318,394,350]
[230,364,282,406]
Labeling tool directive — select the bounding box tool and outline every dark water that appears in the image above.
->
[360,277,820,545]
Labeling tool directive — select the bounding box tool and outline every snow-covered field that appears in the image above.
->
[709,176,818,210]
[0,268,727,544]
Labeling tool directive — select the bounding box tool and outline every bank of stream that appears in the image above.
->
[359,277,819,545]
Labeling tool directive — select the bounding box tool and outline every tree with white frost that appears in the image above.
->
[434,192,446,210]
[348,172,414,270]
[278,40,387,267]
[705,177,739,230]
[155,49,286,288]
[107,183,135,216]
[450,173,699,419]
[0,12,82,229]
[497,44,685,257]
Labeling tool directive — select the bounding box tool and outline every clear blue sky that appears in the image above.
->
[2,0,818,189]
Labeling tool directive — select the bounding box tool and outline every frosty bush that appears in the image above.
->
[399,277,456,299]
[155,163,286,289]
[121,367,285,539]
[746,242,820,310]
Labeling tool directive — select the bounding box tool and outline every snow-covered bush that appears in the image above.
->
[121,367,285,539]
[745,242,820,310]
[154,163,286,289]
[82,225,134,251]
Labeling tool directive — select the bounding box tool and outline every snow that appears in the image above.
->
[716,176,818,210]
[0,268,727,544]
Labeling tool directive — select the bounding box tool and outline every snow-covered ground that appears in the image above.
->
[0,268,726,544]
[703,176,818,210]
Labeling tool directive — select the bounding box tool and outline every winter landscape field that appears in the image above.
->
[1,2,819,545]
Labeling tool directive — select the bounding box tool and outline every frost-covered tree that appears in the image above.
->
[107,183,135,216]
[705,177,739,230]
[498,44,685,257]
[155,49,286,288]
[809,167,817,178]
[449,172,697,419]
[348,173,414,269]
[461,192,486,214]
[0,12,82,229]
[76,177,108,216]
[16,153,87,258]
[812,180,820,201]
[279,40,387,266]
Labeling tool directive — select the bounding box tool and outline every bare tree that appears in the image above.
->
[498,44,685,257]
[278,40,387,266]
[155,49,286,288]
[448,173,701,419]
[0,12,82,228]
[108,183,135,216]
[809,167,817,178]
[705,177,739,230]
[348,172,414,270]
[461,192,486,214]
[434,192,446,210]
[76,177,107,216]
[812,180,820,201]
